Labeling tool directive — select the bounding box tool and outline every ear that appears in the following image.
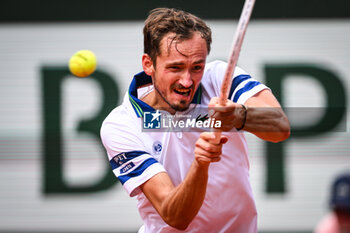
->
[142,54,154,76]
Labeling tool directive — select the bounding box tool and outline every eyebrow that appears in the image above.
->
[166,59,206,66]
[194,59,206,64]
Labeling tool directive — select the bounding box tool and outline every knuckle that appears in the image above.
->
[204,144,212,152]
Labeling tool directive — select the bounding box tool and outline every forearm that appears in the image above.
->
[243,106,290,142]
[159,161,209,230]
[141,132,224,230]
[209,91,290,142]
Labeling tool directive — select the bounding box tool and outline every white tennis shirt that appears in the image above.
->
[100,60,268,233]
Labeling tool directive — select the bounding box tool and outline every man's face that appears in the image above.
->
[151,32,208,112]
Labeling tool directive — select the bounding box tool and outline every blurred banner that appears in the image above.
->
[0,1,349,232]
[1,0,350,21]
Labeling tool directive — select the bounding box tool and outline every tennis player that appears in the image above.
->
[101,8,290,233]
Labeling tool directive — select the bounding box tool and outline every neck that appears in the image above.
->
[141,90,176,115]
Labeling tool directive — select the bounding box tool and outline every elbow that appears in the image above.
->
[255,124,291,143]
[171,222,190,231]
[161,210,193,231]
[164,218,191,231]
[270,121,291,143]
[271,129,290,143]
[282,127,291,141]
[280,118,291,141]
[272,112,291,143]
[158,198,199,230]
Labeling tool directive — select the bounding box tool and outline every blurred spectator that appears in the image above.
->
[315,173,350,233]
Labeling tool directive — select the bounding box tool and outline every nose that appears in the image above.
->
[178,70,193,88]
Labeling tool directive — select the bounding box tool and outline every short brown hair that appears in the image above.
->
[143,8,212,63]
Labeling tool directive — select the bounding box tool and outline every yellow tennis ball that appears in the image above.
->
[69,50,97,77]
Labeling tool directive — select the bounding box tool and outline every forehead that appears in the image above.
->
[158,32,208,60]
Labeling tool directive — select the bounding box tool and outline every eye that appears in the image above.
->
[168,66,181,71]
[192,65,204,72]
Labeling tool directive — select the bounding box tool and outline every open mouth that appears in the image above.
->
[173,88,191,97]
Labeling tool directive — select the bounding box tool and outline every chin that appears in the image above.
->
[173,106,189,112]
[171,101,191,112]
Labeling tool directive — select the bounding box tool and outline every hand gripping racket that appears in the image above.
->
[212,0,256,143]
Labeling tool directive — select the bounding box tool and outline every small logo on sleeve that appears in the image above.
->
[120,162,135,174]
[114,153,127,165]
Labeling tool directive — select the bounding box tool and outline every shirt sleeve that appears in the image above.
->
[205,60,270,104]
[100,113,166,197]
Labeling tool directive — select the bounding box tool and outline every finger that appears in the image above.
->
[211,156,221,162]
[195,148,222,163]
[208,97,220,107]
[195,145,222,157]
[220,136,228,144]
[212,110,236,119]
[195,155,221,164]
[211,103,237,114]
[195,155,211,165]
[196,137,223,153]
[200,132,228,144]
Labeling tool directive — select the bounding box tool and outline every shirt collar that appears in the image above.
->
[128,71,202,118]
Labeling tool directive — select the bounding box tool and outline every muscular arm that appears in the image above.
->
[243,89,290,142]
[141,162,208,230]
[210,89,290,143]
[140,133,227,230]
